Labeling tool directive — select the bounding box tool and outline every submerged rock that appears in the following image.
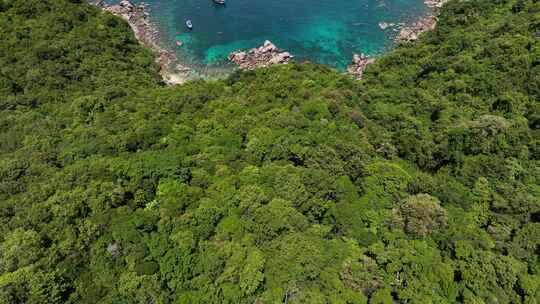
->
[347,53,375,80]
[228,40,293,70]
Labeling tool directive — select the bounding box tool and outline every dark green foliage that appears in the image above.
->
[1,0,539,303]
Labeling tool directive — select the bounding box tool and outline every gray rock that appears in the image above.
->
[228,41,293,70]
[107,242,122,258]
[347,53,375,80]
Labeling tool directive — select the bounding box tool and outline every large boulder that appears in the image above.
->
[228,41,293,70]
[347,53,375,80]
[269,52,292,65]
[260,40,278,53]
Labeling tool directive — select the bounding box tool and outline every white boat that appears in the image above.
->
[185,20,193,30]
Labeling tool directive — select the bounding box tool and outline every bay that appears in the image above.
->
[109,0,428,76]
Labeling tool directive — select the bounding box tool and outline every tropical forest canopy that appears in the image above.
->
[1,0,540,303]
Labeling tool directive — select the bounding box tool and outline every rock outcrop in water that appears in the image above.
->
[102,0,188,84]
[347,53,375,80]
[228,41,293,70]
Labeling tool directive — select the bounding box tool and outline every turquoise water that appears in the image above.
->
[110,0,428,75]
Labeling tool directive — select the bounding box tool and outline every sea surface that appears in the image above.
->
[108,0,428,76]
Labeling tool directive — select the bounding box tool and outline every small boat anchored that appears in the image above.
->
[185,19,193,30]
[213,0,225,4]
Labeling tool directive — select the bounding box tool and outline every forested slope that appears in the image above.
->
[1,0,539,303]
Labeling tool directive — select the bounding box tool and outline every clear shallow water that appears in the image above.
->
[109,0,428,75]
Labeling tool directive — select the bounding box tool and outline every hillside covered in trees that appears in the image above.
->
[1,0,540,303]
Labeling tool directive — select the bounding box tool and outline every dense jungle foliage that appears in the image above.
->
[1,0,540,302]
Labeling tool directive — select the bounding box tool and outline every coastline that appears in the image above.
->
[348,0,449,79]
[98,0,189,84]
[97,0,449,84]
[394,0,449,43]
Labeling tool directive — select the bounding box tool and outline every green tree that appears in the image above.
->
[392,194,448,237]
[240,249,265,295]
[0,229,42,273]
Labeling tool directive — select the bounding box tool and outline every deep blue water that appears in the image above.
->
[110,0,428,75]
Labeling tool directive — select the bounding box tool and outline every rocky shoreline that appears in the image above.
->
[99,0,188,84]
[95,0,448,83]
[228,40,293,70]
[394,17,438,43]
[393,0,449,43]
[348,0,449,79]
[346,54,376,80]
